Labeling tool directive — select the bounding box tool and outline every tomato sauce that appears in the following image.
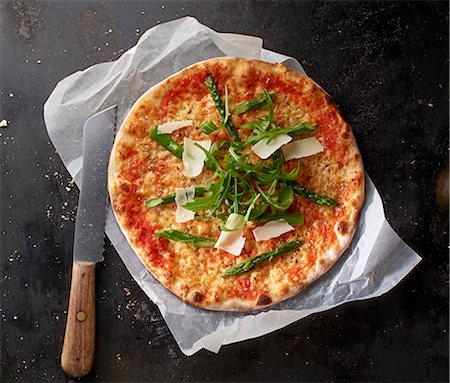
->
[317,110,346,164]
[132,219,168,268]
[230,276,257,299]
[158,69,210,117]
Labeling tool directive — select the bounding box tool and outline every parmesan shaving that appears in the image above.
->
[157,120,193,134]
[214,214,246,256]
[252,219,294,242]
[182,138,212,177]
[251,134,292,159]
[282,137,324,160]
[175,187,196,223]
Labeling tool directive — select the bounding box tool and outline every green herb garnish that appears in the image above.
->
[222,240,303,276]
[155,230,216,248]
[240,89,275,135]
[200,120,220,134]
[241,121,316,148]
[232,91,276,114]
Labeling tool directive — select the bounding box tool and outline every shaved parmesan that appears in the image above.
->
[175,187,195,223]
[214,214,246,256]
[251,134,292,159]
[157,120,193,134]
[182,138,211,177]
[282,137,324,160]
[252,219,294,242]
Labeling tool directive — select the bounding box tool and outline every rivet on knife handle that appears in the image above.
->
[61,262,96,378]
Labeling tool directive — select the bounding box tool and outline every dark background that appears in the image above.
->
[0,1,448,382]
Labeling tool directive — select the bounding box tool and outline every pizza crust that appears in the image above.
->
[108,57,365,312]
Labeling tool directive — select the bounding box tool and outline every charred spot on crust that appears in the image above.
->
[163,270,173,279]
[256,294,272,306]
[192,291,205,303]
[338,221,349,235]
[120,182,131,192]
[323,93,338,108]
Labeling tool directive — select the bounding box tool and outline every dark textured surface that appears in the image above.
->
[0,1,448,382]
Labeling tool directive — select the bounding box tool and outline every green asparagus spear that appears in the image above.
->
[288,182,339,207]
[155,230,216,248]
[145,187,206,208]
[149,126,184,159]
[222,240,303,277]
[254,212,304,225]
[205,74,240,141]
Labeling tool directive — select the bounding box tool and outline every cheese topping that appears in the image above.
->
[214,214,246,256]
[252,219,294,242]
[175,187,195,223]
[157,120,193,134]
[282,137,324,160]
[182,138,212,177]
[251,134,292,159]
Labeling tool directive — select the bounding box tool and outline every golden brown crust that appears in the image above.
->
[108,57,365,312]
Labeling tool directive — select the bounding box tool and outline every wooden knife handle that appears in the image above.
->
[61,262,96,378]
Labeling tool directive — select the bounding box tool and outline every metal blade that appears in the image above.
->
[73,105,117,263]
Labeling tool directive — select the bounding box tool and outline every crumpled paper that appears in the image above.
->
[44,17,422,356]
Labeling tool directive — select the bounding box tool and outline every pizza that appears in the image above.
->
[108,57,364,311]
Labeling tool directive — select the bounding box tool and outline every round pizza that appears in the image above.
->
[108,57,364,311]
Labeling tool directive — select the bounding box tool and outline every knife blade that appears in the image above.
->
[61,105,117,378]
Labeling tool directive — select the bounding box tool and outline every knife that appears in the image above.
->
[61,105,117,378]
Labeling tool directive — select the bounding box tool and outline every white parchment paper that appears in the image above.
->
[44,17,422,356]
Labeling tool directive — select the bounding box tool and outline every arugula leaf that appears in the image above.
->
[242,122,316,148]
[149,126,183,159]
[257,183,294,211]
[232,91,276,114]
[200,121,220,134]
[248,202,268,221]
[240,89,275,134]
[222,240,303,276]
[194,143,223,174]
[155,230,216,248]
[278,160,301,182]
[209,172,232,217]
[183,175,226,212]
[205,140,229,170]
[228,146,265,173]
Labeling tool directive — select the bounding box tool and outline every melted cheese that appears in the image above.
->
[182,138,212,177]
[281,137,324,160]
